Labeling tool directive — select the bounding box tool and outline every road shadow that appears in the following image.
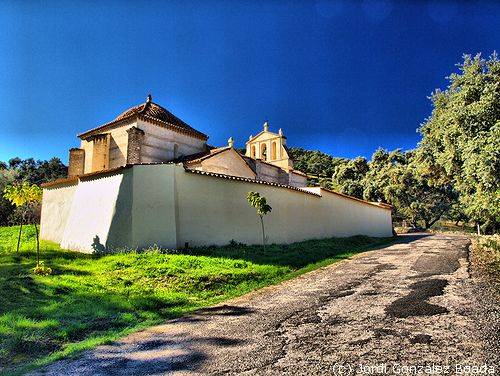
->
[393,233,431,244]
[39,332,248,375]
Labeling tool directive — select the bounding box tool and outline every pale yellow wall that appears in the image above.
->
[137,119,206,163]
[191,149,256,179]
[302,187,393,238]
[81,139,94,174]
[80,119,136,173]
[41,164,392,252]
[108,125,133,168]
[79,118,206,173]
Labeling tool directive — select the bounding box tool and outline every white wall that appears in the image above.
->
[41,164,393,252]
[175,170,392,247]
[40,182,78,244]
[60,172,133,252]
[130,164,178,249]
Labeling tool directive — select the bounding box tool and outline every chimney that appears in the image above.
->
[68,148,85,177]
[228,137,234,148]
[126,126,145,164]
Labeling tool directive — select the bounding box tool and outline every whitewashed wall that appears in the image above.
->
[40,182,78,244]
[41,164,392,252]
[175,171,392,246]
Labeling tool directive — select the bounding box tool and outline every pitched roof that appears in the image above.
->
[245,129,283,144]
[78,95,208,140]
[174,146,230,164]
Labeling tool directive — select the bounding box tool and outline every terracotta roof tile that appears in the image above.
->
[309,186,393,211]
[78,95,208,140]
[184,168,320,196]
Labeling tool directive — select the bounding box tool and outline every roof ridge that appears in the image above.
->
[78,96,208,140]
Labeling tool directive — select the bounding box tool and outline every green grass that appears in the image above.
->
[0,225,395,375]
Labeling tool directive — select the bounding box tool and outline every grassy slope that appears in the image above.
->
[473,235,500,287]
[0,225,394,375]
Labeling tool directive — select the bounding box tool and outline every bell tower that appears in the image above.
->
[245,121,293,170]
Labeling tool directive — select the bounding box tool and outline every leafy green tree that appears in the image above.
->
[3,183,43,261]
[246,191,272,249]
[0,157,67,225]
[0,168,18,226]
[363,149,455,228]
[7,157,67,185]
[418,53,500,233]
[383,163,455,228]
[331,157,369,198]
[288,147,335,179]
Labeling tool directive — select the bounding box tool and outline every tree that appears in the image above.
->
[288,147,336,186]
[417,53,500,233]
[7,157,67,185]
[331,157,369,198]
[0,157,67,225]
[0,168,18,226]
[363,149,455,228]
[3,183,43,262]
[384,163,455,228]
[246,191,272,249]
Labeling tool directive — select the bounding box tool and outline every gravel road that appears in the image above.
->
[32,234,499,375]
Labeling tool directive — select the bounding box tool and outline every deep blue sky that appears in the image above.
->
[1,0,498,163]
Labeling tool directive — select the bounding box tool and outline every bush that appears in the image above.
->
[33,261,52,276]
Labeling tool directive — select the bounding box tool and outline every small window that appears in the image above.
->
[251,145,256,158]
[173,144,179,159]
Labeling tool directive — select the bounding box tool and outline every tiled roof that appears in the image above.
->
[290,169,308,177]
[306,186,393,211]
[78,95,208,140]
[184,168,321,196]
[41,162,175,188]
[176,146,230,165]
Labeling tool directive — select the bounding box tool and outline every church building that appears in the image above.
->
[68,95,307,187]
[40,94,392,253]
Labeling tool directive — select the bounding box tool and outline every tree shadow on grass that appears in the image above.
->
[0,260,185,374]
[180,235,405,269]
[0,251,257,375]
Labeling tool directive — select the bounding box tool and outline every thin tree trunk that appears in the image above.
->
[260,215,266,250]
[16,219,23,252]
[34,222,40,266]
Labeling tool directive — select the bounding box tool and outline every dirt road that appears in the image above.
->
[32,234,498,375]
